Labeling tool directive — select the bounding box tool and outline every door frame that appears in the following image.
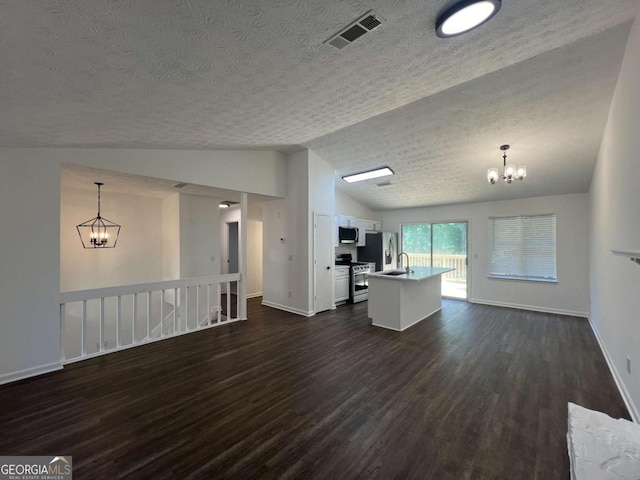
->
[399,219,470,300]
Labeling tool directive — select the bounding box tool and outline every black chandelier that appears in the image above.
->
[76,182,121,248]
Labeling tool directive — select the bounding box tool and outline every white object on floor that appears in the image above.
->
[567,402,640,480]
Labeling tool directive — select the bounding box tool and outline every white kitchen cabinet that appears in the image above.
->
[356,220,367,247]
[335,267,350,304]
[365,220,382,232]
[338,215,357,228]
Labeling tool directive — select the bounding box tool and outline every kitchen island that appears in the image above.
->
[368,266,454,331]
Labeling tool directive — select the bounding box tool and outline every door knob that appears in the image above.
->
[326,266,331,270]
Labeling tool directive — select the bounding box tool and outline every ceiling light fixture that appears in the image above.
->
[487,145,526,185]
[436,0,501,38]
[342,166,394,184]
[76,182,121,248]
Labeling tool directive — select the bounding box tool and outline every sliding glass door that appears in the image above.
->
[401,222,468,299]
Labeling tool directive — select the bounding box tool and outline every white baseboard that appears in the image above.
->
[371,322,401,332]
[0,361,63,386]
[587,316,639,423]
[469,298,588,317]
[261,300,314,317]
[246,292,263,299]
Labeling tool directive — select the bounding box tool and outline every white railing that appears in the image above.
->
[408,253,467,282]
[60,274,241,364]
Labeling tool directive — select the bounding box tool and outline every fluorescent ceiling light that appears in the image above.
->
[342,166,394,183]
[436,0,501,38]
[219,202,230,208]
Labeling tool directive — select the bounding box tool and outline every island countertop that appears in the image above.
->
[368,266,454,282]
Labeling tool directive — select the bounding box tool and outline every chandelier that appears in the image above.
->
[76,182,121,248]
[487,145,526,184]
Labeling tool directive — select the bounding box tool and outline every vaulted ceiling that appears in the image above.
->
[1,0,638,209]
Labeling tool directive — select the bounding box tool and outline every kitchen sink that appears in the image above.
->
[381,270,407,276]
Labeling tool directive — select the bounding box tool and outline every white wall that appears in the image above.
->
[220,203,263,297]
[58,148,286,198]
[589,11,640,421]
[0,156,61,383]
[179,194,220,278]
[336,189,376,219]
[162,194,180,280]
[0,146,285,384]
[262,151,311,315]
[61,187,165,291]
[309,150,336,310]
[378,193,590,316]
[262,149,336,316]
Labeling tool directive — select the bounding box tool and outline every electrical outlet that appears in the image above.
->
[288,291,292,298]
[288,255,293,261]
[627,356,631,374]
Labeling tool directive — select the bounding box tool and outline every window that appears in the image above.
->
[488,214,557,282]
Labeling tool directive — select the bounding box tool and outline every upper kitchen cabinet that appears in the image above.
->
[356,220,367,247]
[366,220,382,232]
[338,215,357,228]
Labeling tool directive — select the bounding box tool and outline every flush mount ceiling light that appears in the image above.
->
[487,145,527,185]
[342,166,394,184]
[436,0,501,38]
[76,182,121,248]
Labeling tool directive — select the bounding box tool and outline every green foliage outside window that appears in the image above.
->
[401,223,466,255]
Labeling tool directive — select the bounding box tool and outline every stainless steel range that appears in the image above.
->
[336,254,372,303]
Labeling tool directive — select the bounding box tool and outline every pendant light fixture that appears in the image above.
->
[76,182,121,248]
[436,0,501,38]
[487,145,526,184]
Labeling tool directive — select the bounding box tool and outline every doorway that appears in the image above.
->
[401,221,468,299]
[227,221,239,274]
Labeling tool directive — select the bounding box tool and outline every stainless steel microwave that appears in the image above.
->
[338,226,358,244]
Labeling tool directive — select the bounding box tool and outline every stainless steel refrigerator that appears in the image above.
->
[357,232,398,272]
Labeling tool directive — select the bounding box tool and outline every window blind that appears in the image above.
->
[488,214,557,282]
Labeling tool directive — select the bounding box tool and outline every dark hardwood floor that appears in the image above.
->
[0,299,629,479]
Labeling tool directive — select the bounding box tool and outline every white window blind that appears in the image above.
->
[488,214,557,282]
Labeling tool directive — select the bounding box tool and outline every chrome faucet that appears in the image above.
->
[398,252,412,274]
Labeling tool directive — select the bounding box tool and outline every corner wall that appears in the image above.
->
[0,155,61,383]
[378,193,590,316]
[262,151,311,315]
[589,11,640,421]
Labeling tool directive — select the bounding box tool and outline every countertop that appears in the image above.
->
[368,266,454,282]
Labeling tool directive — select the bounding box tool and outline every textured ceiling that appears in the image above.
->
[2,0,640,209]
[310,24,631,209]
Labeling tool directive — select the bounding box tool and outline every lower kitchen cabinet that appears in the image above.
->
[335,267,349,304]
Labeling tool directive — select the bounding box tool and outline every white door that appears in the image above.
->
[314,212,333,313]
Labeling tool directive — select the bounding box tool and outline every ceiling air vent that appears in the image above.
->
[325,11,383,50]
[376,181,392,187]
[172,182,189,189]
